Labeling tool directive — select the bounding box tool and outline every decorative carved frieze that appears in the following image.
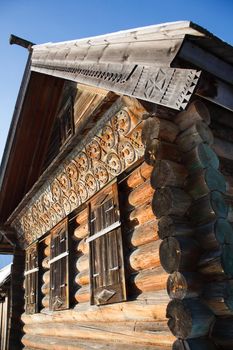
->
[12,107,144,245]
[31,61,201,111]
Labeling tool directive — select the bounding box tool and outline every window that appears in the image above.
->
[49,219,69,311]
[25,242,39,314]
[59,97,74,146]
[87,182,126,305]
[43,97,74,170]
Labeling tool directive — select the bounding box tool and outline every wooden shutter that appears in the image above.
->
[88,182,126,305]
[50,219,69,311]
[25,242,38,314]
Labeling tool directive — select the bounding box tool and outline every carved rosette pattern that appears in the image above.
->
[12,108,144,244]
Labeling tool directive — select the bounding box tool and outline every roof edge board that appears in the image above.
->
[0,54,32,191]
[32,21,194,49]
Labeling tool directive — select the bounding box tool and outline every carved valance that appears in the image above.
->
[12,105,144,245]
[32,61,201,111]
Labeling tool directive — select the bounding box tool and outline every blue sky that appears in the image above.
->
[0,0,233,268]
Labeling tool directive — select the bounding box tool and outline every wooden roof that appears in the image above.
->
[1,20,233,226]
[31,21,203,111]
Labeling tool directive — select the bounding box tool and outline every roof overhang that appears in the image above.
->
[0,69,64,223]
[30,21,204,111]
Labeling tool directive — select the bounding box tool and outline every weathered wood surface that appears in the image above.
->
[145,139,181,165]
[175,100,210,131]
[189,191,228,225]
[203,280,233,316]
[195,218,233,250]
[213,137,233,162]
[75,269,90,286]
[166,298,214,339]
[176,120,213,152]
[44,235,51,246]
[158,216,193,240]
[44,246,50,257]
[76,253,89,272]
[128,218,158,247]
[23,292,170,322]
[41,295,49,308]
[128,180,154,207]
[125,162,153,189]
[132,266,167,293]
[22,332,174,350]
[183,143,219,173]
[142,116,179,144]
[75,209,88,225]
[127,201,155,227]
[198,248,233,279]
[211,116,233,146]
[160,237,199,273]
[23,319,173,343]
[151,160,187,189]
[75,285,90,303]
[77,238,89,254]
[42,256,50,269]
[74,222,88,240]
[185,168,226,200]
[152,188,191,218]
[167,272,202,299]
[42,270,50,284]
[41,282,50,295]
[129,240,161,271]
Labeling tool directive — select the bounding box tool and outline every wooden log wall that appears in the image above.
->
[119,162,166,298]
[41,236,50,312]
[142,104,212,347]
[153,99,233,350]
[22,161,175,349]
[206,103,233,349]
[74,208,90,304]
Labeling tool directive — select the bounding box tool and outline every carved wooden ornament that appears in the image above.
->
[12,108,144,244]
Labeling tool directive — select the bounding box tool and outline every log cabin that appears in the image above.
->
[0,21,233,349]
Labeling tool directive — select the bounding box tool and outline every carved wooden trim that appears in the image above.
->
[31,61,201,111]
[12,107,144,245]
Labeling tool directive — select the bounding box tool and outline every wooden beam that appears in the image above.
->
[196,76,233,112]
[179,40,233,85]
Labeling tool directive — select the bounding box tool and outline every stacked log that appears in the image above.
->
[41,236,51,312]
[118,161,174,346]
[22,298,175,349]
[170,99,233,348]
[120,163,165,295]
[141,111,210,347]
[155,100,217,348]
[73,208,90,304]
[204,103,233,347]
